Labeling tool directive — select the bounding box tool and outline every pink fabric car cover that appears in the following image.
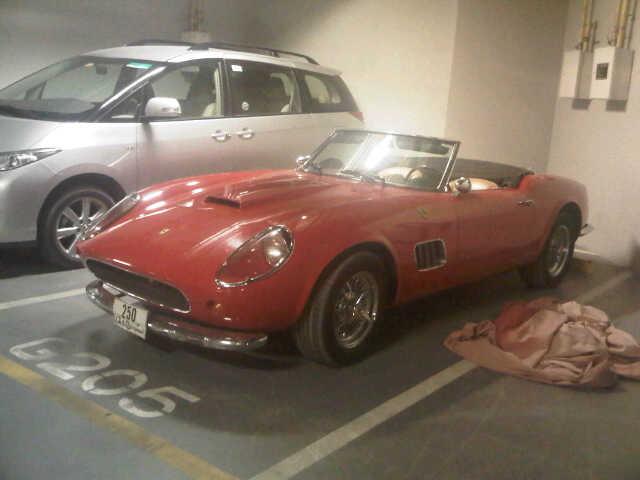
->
[444,298,640,388]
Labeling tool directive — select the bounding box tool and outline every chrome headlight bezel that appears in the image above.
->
[0,148,60,172]
[215,225,294,288]
[83,192,141,239]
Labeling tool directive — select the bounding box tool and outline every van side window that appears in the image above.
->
[228,61,300,116]
[145,61,223,119]
[300,72,356,113]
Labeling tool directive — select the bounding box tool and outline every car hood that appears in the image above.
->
[0,114,62,151]
[79,170,385,282]
[196,170,359,209]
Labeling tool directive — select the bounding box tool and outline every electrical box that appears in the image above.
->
[589,46,634,100]
[558,50,593,98]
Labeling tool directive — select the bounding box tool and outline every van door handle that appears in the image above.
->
[518,199,535,207]
[212,130,230,142]
[236,128,254,140]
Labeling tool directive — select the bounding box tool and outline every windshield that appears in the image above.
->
[0,56,159,121]
[304,130,458,191]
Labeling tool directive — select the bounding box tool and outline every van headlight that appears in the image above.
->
[215,226,293,287]
[0,149,60,171]
[84,193,140,239]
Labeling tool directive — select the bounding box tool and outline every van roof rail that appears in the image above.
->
[126,39,195,47]
[126,39,318,65]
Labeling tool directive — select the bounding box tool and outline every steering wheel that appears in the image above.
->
[405,166,443,186]
[317,157,344,170]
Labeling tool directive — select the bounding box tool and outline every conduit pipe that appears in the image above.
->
[581,0,595,51]
[623,0,637,48]
[616,0,630,47]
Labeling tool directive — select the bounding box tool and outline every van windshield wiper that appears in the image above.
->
[339,168,385,184]
[0,104,37,119]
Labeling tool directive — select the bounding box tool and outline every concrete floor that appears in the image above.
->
[1,248,640,479]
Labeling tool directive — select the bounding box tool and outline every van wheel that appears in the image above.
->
[40,186,113,268]
[293,251,386,366]
[519,212,576,288]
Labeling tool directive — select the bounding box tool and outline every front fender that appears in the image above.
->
[283,213,400,325]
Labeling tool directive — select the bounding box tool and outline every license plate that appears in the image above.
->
[113,297,148,339]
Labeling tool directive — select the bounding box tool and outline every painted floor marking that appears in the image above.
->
[252,270,634,480]
[0,354,237,480]
[0,288,85,312]
[0,271,634,479]
[251,360,476,480]
[574,271,633,304]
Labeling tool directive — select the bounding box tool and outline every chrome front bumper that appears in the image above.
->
[86,280,268,352]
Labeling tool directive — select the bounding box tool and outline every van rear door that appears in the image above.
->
[296,70,364,141]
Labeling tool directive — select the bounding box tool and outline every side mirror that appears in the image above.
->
[144,97,181,120]
[452,176,472,194]
[296,155,311,167]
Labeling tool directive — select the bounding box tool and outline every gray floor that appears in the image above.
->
[1,248,639,479]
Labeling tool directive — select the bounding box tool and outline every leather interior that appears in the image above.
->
[449,177,499,192]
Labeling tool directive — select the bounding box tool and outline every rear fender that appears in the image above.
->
[525,175,588,255]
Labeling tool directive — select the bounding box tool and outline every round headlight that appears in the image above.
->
[215,226,293,287]
[84,192,140,239]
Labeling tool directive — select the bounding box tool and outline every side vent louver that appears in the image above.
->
[204,196,241,208]
[414,240,447,271]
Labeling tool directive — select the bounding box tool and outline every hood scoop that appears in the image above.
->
[204,196,241,208]
[198,173,332,209]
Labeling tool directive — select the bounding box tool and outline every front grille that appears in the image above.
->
[86,260,190,312]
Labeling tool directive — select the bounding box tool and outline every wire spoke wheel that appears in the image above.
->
[546,224,571,278]
[333,271,379,350]
[55,196,108,259]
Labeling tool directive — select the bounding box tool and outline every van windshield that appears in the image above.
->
[0,56,158,121]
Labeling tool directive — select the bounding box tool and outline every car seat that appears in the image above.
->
[184,68,216,117]
[264,77,291,113]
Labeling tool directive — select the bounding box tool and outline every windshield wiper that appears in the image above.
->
[0,104,37,119]
[339,169,385,185]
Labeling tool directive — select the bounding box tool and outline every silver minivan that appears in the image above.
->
[0,40,362,267]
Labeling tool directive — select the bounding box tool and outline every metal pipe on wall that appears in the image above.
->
[589,20,598,51]
[623,0,637,48]
[616,0,630,47]
[581,0,595,50]
[188,0,205,33]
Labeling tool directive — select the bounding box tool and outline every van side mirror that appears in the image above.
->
[144,97,181,120]
[452,176,472,194]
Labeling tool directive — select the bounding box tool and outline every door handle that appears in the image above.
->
[212,130,230,142]
[518,199,535,207]
[236,128,254,140]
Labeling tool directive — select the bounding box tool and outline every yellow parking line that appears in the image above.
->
[0,355,237,480]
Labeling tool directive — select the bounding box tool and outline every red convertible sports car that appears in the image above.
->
[78,130,591,365]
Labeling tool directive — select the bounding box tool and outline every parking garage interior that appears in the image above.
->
[2,1,640,479]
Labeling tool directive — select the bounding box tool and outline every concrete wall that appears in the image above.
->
[0,0,251,89]
[239,0,460,136]
[445,0,568,171]
[240,0,567,172]
[547,0,639,265]
[9,1,628,262]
